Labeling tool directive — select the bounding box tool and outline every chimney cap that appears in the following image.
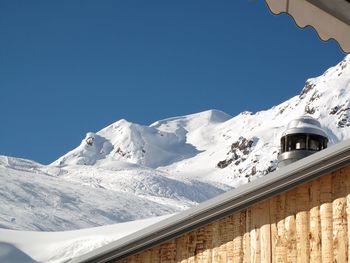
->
[282,115,328,139]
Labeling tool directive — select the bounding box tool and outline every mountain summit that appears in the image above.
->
[53,109,232,169]
[1,55,350,231]
[54,55,350,181]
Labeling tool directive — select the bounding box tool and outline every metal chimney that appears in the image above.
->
[278,116,328,168]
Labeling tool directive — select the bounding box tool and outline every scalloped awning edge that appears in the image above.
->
[265,0,350,53]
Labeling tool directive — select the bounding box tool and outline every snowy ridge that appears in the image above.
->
[53,109,231,168]
[1,55,350,232]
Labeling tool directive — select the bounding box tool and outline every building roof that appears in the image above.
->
[70,138,350,263]
[265,0,350,53]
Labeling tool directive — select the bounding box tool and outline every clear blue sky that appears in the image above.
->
[0,0,345,164]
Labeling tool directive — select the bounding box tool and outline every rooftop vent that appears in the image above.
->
[278,116,328,168]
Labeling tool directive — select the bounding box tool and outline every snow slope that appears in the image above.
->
[0,157,176,231]
[0,215,170,263]
[1,55,350,233]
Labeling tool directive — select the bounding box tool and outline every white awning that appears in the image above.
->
[265,0,350,53]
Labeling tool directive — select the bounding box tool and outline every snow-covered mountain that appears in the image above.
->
[1,55,350,231]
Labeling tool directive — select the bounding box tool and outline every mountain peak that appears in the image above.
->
[52,54,350,174]
[2,56,350,232]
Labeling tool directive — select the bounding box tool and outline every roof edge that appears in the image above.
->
[71,139,350,263]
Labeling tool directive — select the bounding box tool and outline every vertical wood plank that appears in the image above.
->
[142,250,152,263]
[250,205,261,263]
[151,247,161,263]
[175,236,183,263]
[187,232,196,263]
[195,226,212,263]
[285,188,297,263]
[160,244,167,263]
[320,174,333,263]
[194,228,204,262]
[332,169,348,263]
[243,209,251,263]
[133,254,142,263]
[203,223,213,263]
[218,217,229,263]
[309,179,321,263]
[296,184,310,263]
[212,220,221,263]
[232,212,245,263]
[226,215,235,263]
[259,200,271,263]
[177,235,188,263]
[270,197,277,263]
[271,193,287,263]
[127,255,136,263]
[166,239,176,263]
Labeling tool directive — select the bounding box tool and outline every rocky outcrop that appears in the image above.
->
[217,137,254,169]
[299,80,315,99]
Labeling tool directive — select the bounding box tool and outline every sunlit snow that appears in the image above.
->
[1,55,350,262]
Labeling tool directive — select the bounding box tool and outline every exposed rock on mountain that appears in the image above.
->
[1,55,350,231]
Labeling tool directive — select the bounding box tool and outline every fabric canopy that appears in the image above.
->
[265,0,350,53]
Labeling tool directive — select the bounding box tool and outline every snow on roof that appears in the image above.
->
[71,139,350,263]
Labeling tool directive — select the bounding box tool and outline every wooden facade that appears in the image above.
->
[118,165,350,263]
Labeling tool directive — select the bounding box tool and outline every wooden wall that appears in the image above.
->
[117,165,350,263]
